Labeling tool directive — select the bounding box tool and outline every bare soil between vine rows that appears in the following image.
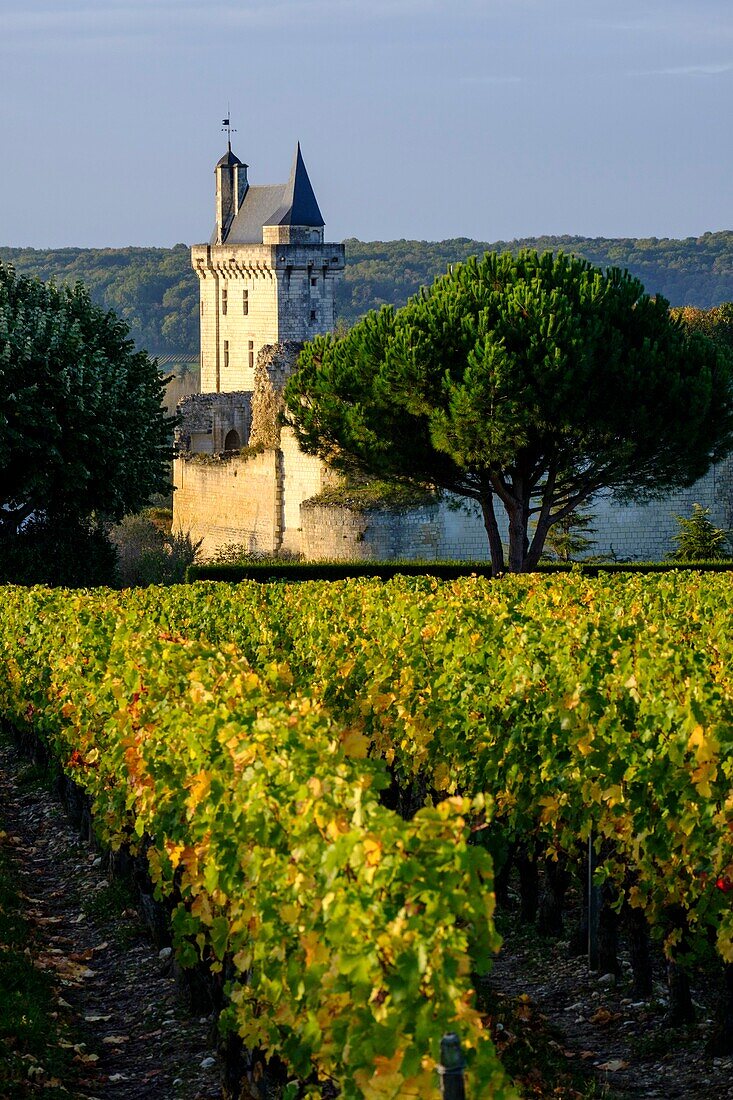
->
[0,740,222,1100]
[486,890,733,1099]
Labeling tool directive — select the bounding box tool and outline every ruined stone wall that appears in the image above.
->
[280,428,335,554]
[173,451,279,559]
[300,504,433,561]
[249,342,302,449]
[175,392,251,455]
[297,458,733,563]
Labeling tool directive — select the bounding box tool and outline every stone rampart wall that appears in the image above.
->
[173,452,279,559]
[280,429,332,553]
[588,460,733,561]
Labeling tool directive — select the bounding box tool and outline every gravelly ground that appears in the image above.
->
[0,741,223,1100]
[488,891,733,1099]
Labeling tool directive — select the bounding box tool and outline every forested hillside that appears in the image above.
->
[3,232,733,357]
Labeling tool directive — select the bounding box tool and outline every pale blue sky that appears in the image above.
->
[0,0,730,247]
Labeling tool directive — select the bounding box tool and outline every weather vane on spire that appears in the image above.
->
[221,108,236,151]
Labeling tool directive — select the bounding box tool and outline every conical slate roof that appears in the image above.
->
[265,143,324,228]
[213,142,324,245]
[216,144,246,168]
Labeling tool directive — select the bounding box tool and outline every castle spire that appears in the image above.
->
[214,126,248,244]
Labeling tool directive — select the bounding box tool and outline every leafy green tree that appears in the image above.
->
[7,235,733,355]
[285,250,733,573]
[0,264,173,544]
[669,503,731,561]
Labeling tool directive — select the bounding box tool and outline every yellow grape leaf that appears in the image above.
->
[301,932,329,968]
[280,903,299,925]
[326,817,348,842]
[601,785,624,807]
[692,760,717,799]
[400,1072,440,1098]
[627,885,644,909]
[688,725,719,765]
[433,762,451,791]
[539,795,559,823]
[186,770,212,813]
[232,948,252,972]
[341,727,370,759]
[718,929,733,964]
[664,926,683,957]
[363,837,382,867]
[356,1050,405,1099]
[147,848,162,883]
[243,672,260,693]
[191,892,213,924]
[165,839,186,869]
[189,680,210,705]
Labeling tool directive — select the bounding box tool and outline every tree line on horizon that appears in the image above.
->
[2,231,733,359]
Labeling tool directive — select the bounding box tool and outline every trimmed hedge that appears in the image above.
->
[186,559,733,584]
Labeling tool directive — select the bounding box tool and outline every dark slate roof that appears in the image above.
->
[216,145,246,168]
[216,143,324,244]
[266,143,324,228]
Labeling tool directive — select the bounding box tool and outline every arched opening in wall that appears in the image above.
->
[224,429,241,452]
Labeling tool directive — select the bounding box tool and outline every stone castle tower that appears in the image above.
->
[173,142,346,555]
[192,141,344,394]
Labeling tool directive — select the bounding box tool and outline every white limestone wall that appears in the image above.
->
[279,428,331,552]
[173,452,279,559]
[296,460,733,563]
[588,460,733,561]
[194,244,281,394]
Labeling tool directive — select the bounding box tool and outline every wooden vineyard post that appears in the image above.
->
[438,1033,466,1099]
[588,832,601,971]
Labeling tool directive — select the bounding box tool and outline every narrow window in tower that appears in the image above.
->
[248,340,254,369]
[222,286,228,316]
[201,300,205,315]
[311,277,318,288]
[224,340,230,369]
[243,289,249,316]
[310,309,317,322]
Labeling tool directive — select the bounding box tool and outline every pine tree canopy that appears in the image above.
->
[285,250,733,573]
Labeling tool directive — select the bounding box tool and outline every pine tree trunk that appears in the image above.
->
[479,493,505,575]
[507,504,527,573]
